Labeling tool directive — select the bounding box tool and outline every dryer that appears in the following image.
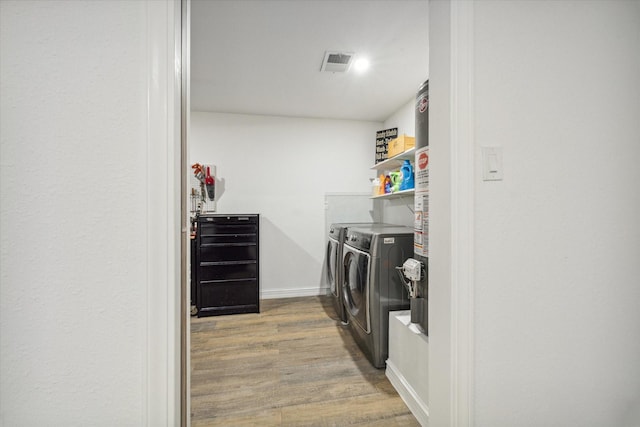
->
[342,225,413,368]
[326,223,394,324]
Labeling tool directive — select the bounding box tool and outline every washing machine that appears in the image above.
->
[325,223,396,324]
[342,225,413,368]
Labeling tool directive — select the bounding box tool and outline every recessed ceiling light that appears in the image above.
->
[353,58,370,73]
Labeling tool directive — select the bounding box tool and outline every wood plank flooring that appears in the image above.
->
[190,296,419,426]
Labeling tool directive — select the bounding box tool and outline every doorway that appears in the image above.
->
[183,0,429,423]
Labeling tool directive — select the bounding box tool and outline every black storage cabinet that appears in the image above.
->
[196,214,259,316]
[190,235,197,314]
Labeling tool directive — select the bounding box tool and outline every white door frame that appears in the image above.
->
[429,0,476,425]
[449,0,475,425]
[180,0,192,425]
[145,0,183,424]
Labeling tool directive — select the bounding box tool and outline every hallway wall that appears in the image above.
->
[0,1,178,424]
[428,1,640,426]
[472,2,640,424]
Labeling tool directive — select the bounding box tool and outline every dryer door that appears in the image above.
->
[343,245,370,333]
[326,237,339,297]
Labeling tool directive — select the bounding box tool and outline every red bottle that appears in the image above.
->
[205,166,215,200]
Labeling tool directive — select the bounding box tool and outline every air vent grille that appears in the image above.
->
[327,53,351,64]
[321,51,354,73]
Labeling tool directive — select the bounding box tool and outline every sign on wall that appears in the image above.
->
[375,127,398,164]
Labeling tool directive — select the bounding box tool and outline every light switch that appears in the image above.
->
[482,146,503,181]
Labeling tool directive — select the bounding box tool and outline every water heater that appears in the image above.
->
[414,80,429,334]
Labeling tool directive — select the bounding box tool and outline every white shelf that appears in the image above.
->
[371,147,416,171]
[371,189,415,199]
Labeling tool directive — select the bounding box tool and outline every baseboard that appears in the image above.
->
[261,286,330,299]
[385,359,429,426]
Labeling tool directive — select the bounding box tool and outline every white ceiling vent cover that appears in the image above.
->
[321,51,354,73]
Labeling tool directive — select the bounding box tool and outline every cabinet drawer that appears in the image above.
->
[199,215,257,225]
[198,261,257,281]
[198,279,258,312]
[199,243,257,262]
[200,233,257,245]
[199,223,258,236]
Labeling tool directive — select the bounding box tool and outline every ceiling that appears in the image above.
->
[190,0,429,122]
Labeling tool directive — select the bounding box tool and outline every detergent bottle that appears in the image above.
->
[399,159,414,191]
[379,174,386,195]
[390,171,402,193]
[372,177,380,196]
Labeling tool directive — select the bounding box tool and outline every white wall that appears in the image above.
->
[379,99,418,228]
[386,311,430,426]
[384,98,417,138]
[429,1,640,426]
[426,1,452,425]
[472,2,640,425]
[0,1,179,424]
[190,111,381,297]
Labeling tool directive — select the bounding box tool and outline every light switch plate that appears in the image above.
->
[482,146,503,181]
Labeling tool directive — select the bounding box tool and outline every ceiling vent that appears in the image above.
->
[320,51,354,73]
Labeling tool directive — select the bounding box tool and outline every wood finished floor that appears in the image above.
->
[190,296,419,426]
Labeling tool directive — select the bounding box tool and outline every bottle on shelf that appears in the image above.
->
[400,159,414,191]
